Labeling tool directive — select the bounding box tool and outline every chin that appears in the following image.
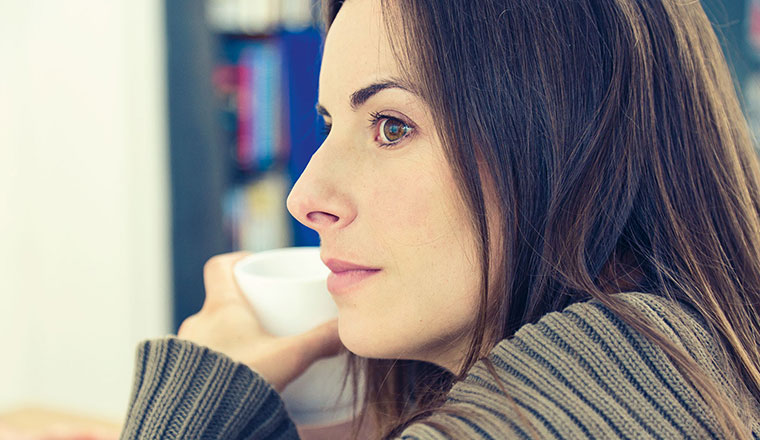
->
[337,318,407,360]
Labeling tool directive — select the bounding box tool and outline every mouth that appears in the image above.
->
[322,258,382,294]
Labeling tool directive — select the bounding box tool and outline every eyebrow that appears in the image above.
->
[315,80,412,118]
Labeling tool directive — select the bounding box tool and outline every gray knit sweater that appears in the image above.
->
[119,292,760,439]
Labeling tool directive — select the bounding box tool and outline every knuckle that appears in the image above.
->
[203,255,226,273]
[177,315,197,336]
[204,252,251,275]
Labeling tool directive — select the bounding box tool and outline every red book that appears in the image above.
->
[237,63,253,169]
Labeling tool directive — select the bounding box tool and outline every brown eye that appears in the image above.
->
[379,118,412,144]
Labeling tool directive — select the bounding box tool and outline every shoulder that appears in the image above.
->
[404,292,725,439]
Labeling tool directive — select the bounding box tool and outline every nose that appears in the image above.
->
[286,146,356,234]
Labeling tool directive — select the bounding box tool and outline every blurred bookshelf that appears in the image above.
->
[165,0,760,330]
[166,0,323,330]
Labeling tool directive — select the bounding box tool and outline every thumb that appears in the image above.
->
[292,318,344,364]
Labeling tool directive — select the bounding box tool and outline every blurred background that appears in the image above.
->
[0,0,759,436]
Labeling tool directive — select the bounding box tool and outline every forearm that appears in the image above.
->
[120,337,299,440]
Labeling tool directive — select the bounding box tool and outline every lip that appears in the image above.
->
[323,258,381,294]
[322,258,380,273]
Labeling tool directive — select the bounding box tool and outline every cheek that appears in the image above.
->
[367,168,461,247]
[363,159,478,293]
[340,153,482,361]
[371,186,435,243]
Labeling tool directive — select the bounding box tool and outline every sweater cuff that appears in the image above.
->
[119,337,299,440]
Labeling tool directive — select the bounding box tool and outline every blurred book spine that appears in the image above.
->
[214,37,291,252]
[212,21,322,252]
[223,171,292,252]
[208,0,323,252]
[206,0,315,34]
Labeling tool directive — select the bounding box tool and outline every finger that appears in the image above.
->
[203,251,252,306]
[290,319,344,365]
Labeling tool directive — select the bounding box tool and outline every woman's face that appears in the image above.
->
[287,0,481,373]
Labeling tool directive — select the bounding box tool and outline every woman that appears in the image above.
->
[120,0,760,438]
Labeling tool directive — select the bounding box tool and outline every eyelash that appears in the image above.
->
[319,113,416,148]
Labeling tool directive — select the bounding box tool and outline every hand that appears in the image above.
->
[177,252,345,392]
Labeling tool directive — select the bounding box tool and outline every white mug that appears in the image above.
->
[233,247,363,426]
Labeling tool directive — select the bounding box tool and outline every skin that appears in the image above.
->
[286,0,481,374]
[178,0,484,412]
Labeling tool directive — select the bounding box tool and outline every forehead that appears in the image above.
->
[319,0,402,105]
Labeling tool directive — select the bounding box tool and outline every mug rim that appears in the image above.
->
[234,246,328,283]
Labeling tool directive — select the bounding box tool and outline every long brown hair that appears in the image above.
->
[322,0,760,438]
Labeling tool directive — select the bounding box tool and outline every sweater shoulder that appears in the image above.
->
[404,292,731,439]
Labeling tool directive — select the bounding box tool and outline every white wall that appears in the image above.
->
[0,0,170,422]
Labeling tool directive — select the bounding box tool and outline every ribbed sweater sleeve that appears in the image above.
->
[119,337,299,439]
[119,292,758,439]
